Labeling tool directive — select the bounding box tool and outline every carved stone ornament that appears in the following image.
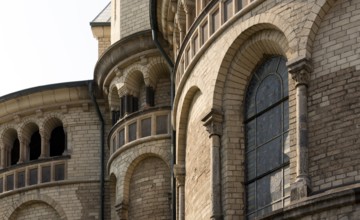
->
[287,57,313,87]
[201,109,223,137]
[173,164,186,186]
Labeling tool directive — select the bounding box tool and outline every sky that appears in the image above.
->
[0,0,110,96]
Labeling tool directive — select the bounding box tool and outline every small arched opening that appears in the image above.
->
[10,139,20,165]
[29,130,41,161]
[50,126,65,157]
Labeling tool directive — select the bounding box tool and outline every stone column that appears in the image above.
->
[39,130,50,159]
[18,136,29,164]
[174,164,186,220]
[202,109,223,220]
[183,0,195,31]
[0,143,5,169]
[115,202,128,220]
[288,58,312,201]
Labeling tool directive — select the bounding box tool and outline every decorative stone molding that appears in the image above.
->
[202,109,223,137]
[287,58,313,87]
[115,202,128,220]
[173,164,186,186]
[182,0,195,14]
[61,105,68,114]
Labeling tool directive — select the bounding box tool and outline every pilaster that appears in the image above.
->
[202,109,223,220]
[288,58,313,201]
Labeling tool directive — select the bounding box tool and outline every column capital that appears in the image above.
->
[287,57,313,87]
[182,0,195,14]
[202,109,223,137]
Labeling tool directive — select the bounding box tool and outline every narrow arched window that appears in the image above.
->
[29,130,41,161]
[245,56,290,219]
[50,126,65,157]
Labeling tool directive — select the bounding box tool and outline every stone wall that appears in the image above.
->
[119,0,150,39]
[309,0,360,192]
[128,157,171,219]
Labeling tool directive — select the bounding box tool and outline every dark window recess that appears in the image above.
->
[156,115,168,134]
[17,171,25,188]
[41,166,51,183]
[50,126,65,157]
[119,129,125,147]
[54,164,65,181]
[124,95,139,115]
[0,177,3,193]
[112,138,117,153]
[125,95,133,114]
[112,111,120,125]
[29,131,41,161]
[120,96,126,118]
[128,122,137,142]
[133,97,139,112]
[146,86,155,107]
[29,168,38,185]
[11,139,20,165]
[6,174,14,191]
[141,118,152,137]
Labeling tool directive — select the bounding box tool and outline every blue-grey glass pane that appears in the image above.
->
[256,75,282,113]
[257,170,283,209]
[246,182,256,213]
[112,138,116,153]
[141,118,151,137]
[17,171,25,188]
[277,58,289,97]
[247,213,256,220]
[246,120,256,151]
[0,178,3,193]
[119,129,125,147]
[283,100,289,131]
[256,105,282,145]
[54,164,65,181]
[257,57,280,79]
[128,122,137,142]
[246,150,256,180]
[257,137,282,176]
[29,168,38,185]
[284,166,290,197]
[6,175,14,191]
[41,166,51,183]
[256,175,271,209]
[245,77,259,119]
[270,170,283,202]
[156,115,168,134]
[283,132,290,163]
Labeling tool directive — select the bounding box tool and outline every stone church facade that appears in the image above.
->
[0,0,359,219]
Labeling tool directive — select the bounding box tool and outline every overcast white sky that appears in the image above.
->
[0,0,109,96]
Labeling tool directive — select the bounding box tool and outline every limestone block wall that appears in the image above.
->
[184,91,211,219]
[108,138,171,219]
[119,0,150,40]
[0,83,109,220]
[309,0,360,192]
[128,157,171,219]
[171,0,360,219]
[9,202,61,220]
[0,182,100,220]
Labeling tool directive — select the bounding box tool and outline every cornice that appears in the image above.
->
[93,30,158,92]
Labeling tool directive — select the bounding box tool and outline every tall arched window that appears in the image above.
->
[245,56,290,219]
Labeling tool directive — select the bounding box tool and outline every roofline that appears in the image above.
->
[0,80,92,103]
[90,2,111,27]
[90,22,111,27]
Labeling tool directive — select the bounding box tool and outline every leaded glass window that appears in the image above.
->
[245,56,290,219]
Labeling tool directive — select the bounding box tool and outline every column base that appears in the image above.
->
[290,177,311,201]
